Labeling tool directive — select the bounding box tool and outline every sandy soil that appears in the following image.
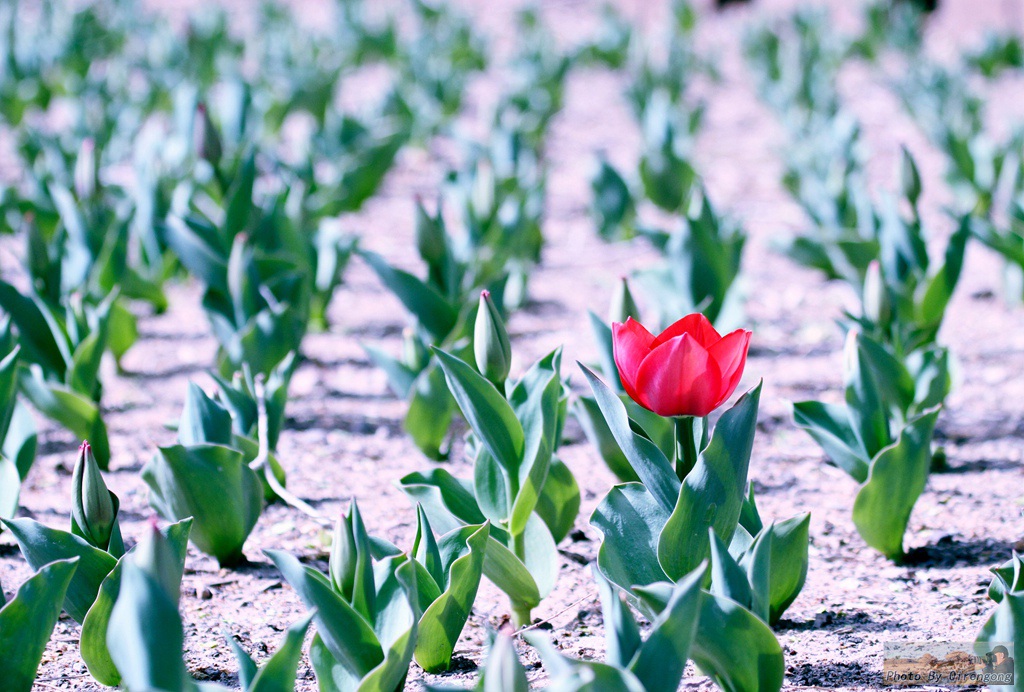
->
[3,0,1024,690]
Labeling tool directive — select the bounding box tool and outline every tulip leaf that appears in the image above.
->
[6,401,38,480]
[0,558,78,692]
[19,372,110,469]
[106,562,192,692]
[363,345,419,400]
[852,407,940,560]
[573,395,640,483]
[792,400,869,483]
[360,250,458,342]
[80,518,192,687]
[595,570,641,669]
[143,444,262,566]
[164,216,229,294]
[434,348,525,480]
[178,382,234,446]
[845,338,892,459]
[591,483,671,594]
[1,517,118,623]
[657,382,761,581]
[763,514,811,625]
[0,279,68,376]
[579,363,680,513]
[976,591,1024,690]
[405,364,456,461]
[534,457,581,545]
[709,529,754,613]
[265,550,384,678]
[400,469,488,537]
[690,591,785,692]
[627,566,704,692]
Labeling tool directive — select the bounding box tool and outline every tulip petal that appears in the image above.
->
[651,313,722,350]
[612,318,655,405]
[708,329,752,408]
[635,333,723,417]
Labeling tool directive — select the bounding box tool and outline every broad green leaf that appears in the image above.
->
[178,382,234,446]
[19,372,109,469]
[6,401,37,480]
[358,557,419,692]
[595,569,640,669]
[164,216,229,293]
[0,280,67,376]
[416,523,489,673]
[1,517,117,622]
[360,250,458,341]
[483,635,530,692]
[845,337,892,459]
[248,613,315,692]
[579,363,679,512]
[852,407,940,560]
[434,348,524,481]
[405,364,456,461]
[741,528,773,623]
[591,483,671,594]
[143,444,262,566]
[363,345,419,400]
[482,536,542,611]
[106,563,192,692]
[399,469,487,536]
[80,519,192,687]
[573,396,640,483]
[628,566,704,692]
[266,550,384,679]
[764,514,810,624]
[535,457,580,544]
[709,529,753,613]
[690,591,785,692]
[0,452,18,522]
[793,401,869,483]
[975,591,1024,691]
[0,558,78,692]
[658,383,761,581]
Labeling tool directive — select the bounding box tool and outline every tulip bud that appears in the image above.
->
[329,511,357,600]
[402,327,430,372]
[474,290,512,387]
[193,103,223,166]
[74,138,97,200]
[899,146,921,205]
[608,276,641,325]
[71,441,116,551]
[414,199,447,267]
[133,517,182,606]
[861,261,888,325]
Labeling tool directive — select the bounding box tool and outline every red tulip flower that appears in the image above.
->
[612,314,751,418]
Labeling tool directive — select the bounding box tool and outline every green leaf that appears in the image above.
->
[0,456,18,523]
[143,444,262,566]
[741,528,773,623]
[266,550,384,679]
[0,558,78,692]
[1,517,117,623]
[591,483,671,594]
[416,523,490,673]
[595,569,641,669]
[535,457,581,545]
[764,514,810,625]
[80,519,192,687]
[6,401,37,480]
[709,529,753,612]
[405,364,456,461]
[434,348,525,479]
[852,407,941,560]
[19,372,110,469]
[178,382,234,446]
[0,279,68,376]
[976,591,1024,692]
[793,401,869,483]
[845,337,892,459]
[628,566,704,692]
[358,557,419,692]
[579,363,679,512]
[573,396,640,483]
[400,469,487,536]
[247,613,315,692]
[224,152,256,242]
[164,216,229,294]
[106,562,192,692]
[360,250,458,341]
[658,383,761,580]
[363,345,418,400]
[690,591,784,692]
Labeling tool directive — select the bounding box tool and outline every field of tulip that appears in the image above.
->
[1,0,1023,690]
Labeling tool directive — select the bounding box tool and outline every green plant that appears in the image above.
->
[143,382,266,566]
[0,558,79,692]
[267,502,421,692]
[400,293,578,628]
[361,201,512,459]
[0,328,37,527]
[794,330,943,560]
[976,553,1024,689]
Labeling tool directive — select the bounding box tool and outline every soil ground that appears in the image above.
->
[2,0,1024,690]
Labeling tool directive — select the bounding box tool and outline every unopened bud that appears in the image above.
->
[193,103,222,165]
[71,441,116,551]
[74,138,97,200]
[474,290,512,387]
[414,198,447,267]
[862,261,887,325]
[329,509,357,600]
[899,146,921,205]
[609,276,640,325]
[402,327,430,372]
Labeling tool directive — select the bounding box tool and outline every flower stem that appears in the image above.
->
[511,530,532,627]
[674,416,703,481]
